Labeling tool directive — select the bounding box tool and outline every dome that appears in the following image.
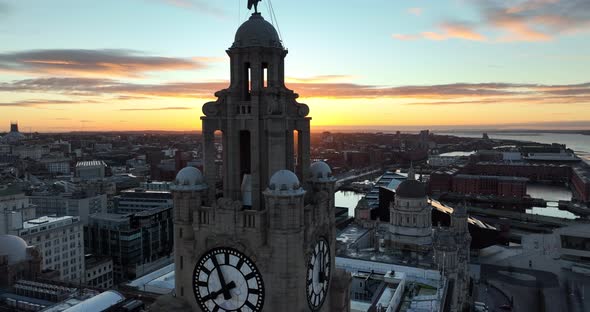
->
[267,170,305,195]
[3,131,25,143]
[309,161,334,183]
[172,166,206,191]
[395,180,427,198]
[0,235,29,264]
[232,13,282,48]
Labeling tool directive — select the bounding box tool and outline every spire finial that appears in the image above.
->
[408,162,416,181]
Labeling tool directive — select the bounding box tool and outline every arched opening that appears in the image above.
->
[293,130,299,174]
[214,130,224,191]
[240,130,251,177]
[262,63,268,88]
[243,62,252,101]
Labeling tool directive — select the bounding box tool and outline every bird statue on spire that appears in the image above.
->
[248,0,262,13]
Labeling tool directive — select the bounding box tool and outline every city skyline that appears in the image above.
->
[1,0,590,132]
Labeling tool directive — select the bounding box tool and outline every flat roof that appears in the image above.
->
[75,160,106,168]
[337,224,370,245]
[126,263,175,295]
[23,216,79,230]
[454,174,528,182]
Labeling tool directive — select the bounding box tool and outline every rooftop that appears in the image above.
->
[126,263,175,295]
[75,160,106,168]
[22,215,80,230]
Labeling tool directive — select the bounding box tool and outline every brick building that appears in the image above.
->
[452,174,528,198]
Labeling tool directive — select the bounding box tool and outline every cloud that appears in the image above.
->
[0,99,99,108]
[391,34,419,41]
[2,77,590,106]
[393,0,590,42]
[0,49,212,78]
[119,106,193,111]
[286,75,357,83]
[394,22,487,41]
[408,7,423,16]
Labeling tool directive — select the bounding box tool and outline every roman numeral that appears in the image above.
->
[244,300,256,310]
[244,272,257,280]
[201,267,211,275]
[236,258,244,270]
[248,288,260,295]
[225,253,230,265]
[212,306,219,312]
[197,281,207,287]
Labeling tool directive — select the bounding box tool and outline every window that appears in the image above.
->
[262,63,268,88]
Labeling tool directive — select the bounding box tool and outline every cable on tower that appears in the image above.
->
[267,0,284,44]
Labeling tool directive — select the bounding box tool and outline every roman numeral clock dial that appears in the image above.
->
[306,238,331,311]
[193,247,264,312]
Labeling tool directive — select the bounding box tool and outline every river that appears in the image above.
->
[439,131,590,163]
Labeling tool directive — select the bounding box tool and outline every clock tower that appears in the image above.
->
[171,10,350,312]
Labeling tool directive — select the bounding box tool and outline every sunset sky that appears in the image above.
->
[1,0,590,132]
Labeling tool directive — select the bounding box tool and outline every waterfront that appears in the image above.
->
[440,132,590,163]
[336,184,580,220]
[526,183,577,219]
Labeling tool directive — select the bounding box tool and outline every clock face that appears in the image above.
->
[193,247,264,312]
[306,238,331,311]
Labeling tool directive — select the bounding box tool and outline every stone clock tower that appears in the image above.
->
[171,9,350,312]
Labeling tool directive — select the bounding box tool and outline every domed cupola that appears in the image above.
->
[395,180,427,199]
[309,161,335,183]
[266,170,305,196]
[171,166,207,191]
[232,13,282,49]
[0,235,30,264]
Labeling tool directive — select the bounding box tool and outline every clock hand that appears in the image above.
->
[202,281,237,302]
[211,255,232,300]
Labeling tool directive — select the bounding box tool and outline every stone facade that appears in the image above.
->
[380,172,471,311]
[171,12,349,312]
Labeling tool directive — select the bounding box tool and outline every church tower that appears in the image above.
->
[172,6,347,312]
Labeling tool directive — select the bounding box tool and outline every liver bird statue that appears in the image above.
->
[248,0,262,13]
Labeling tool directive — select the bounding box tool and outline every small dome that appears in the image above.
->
[309,161,334,183]
[172,166,206,191]
[0,235,29,264]
[396,180,427,198]
[267,170,305,195]
[232,13,282,49]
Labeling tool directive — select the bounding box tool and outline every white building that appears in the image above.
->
[17,216,84,282]
[0,184,36,235]
[75,160,106,181]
